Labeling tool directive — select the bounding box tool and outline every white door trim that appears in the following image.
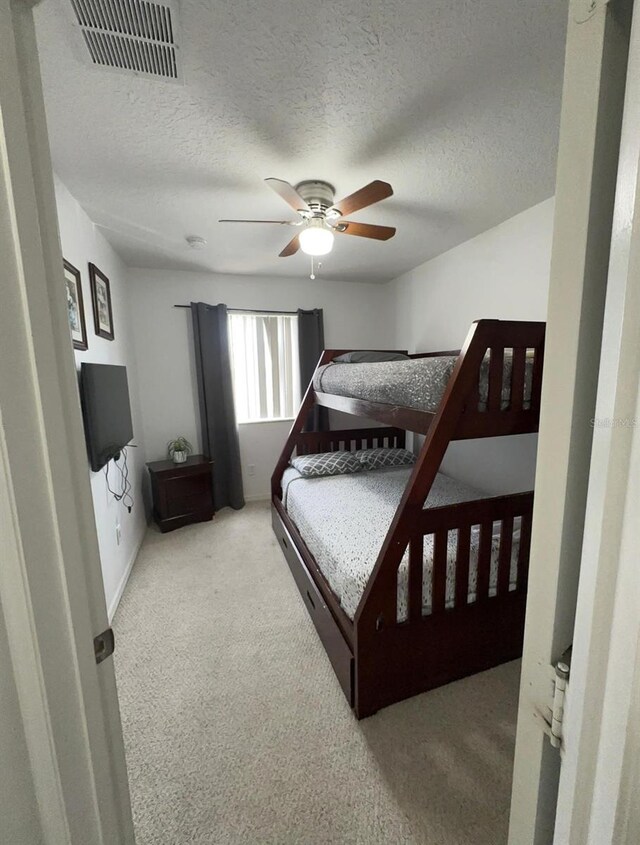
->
[0,1,134,842]
[509,0,632,841]
[554,5,640,840]
[0,416,70,844]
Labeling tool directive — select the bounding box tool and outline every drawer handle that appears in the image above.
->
[306,590,316,610]
[281,537,288,549]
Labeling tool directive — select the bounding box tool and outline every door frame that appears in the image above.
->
[509,0,633,842]
[3,0,639,842]
[0,1,134,842]
[554,4,640,841]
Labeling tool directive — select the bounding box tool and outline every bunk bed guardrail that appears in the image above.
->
[294,426,406,455]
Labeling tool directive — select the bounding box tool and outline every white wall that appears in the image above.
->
[392,197,555,493]
[55,177,147,618]
[128,269,395,500]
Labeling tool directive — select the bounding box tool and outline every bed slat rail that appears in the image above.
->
[455,322,545,438]
[517,509,533,591]
[294,427,405,456]
[360,492,534,633]
[487,347,504,412]
[408,536,423,622]
[422,493,532,616]
[511,347,527,410]
[454,525,472,610]
[432,531,448,614]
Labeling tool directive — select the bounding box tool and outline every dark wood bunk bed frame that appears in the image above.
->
[271,319,545,718]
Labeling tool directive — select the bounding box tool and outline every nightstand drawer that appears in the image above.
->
[161,473,212,518]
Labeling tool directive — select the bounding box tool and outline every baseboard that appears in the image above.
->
[108,528,146,623]
[244,494,271,503]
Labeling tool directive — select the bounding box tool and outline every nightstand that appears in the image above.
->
[147,455,214,533]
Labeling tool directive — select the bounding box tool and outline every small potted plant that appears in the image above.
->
[167,436,193,464]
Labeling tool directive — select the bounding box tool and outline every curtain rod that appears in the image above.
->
[173,305,298,316]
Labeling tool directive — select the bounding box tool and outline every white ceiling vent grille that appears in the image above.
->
[69,0,180,80]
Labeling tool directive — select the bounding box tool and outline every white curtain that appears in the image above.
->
[228,313,300,423]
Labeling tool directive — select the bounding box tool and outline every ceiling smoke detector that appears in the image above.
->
[68,0,181,81]
[186,236,207,250]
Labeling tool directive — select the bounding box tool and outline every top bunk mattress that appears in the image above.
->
[313,354,533,413]
[282,465,520,622]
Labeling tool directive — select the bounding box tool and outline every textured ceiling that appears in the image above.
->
[34,0,568,283]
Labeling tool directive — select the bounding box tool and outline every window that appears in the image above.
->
[228,312,300,423]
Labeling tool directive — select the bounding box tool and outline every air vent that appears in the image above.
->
[69,0,180,80]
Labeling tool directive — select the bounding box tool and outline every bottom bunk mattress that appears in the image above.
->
[281,465,520,621]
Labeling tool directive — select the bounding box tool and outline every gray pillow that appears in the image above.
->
[333,350,409,363]
[356,447,416,470]
[291,451,363,478]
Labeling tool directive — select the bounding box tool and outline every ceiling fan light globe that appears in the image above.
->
[299,226,334,256]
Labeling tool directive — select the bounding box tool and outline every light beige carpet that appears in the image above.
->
[114,501,520,845]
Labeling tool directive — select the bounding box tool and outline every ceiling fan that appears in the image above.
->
[219,178,396,257]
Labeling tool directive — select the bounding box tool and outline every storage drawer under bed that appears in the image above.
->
[272,502,354,706]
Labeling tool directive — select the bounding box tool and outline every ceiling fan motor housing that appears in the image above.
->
[295,180,336,216]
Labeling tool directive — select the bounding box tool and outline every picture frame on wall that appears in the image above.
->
[89,262,115,341]
[63,259,88,351]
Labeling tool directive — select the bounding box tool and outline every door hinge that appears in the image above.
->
[536,647,572,751]
[93,627,115,665]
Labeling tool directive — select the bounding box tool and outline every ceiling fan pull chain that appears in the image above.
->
[310,255,316,280]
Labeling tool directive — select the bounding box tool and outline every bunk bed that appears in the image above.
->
[271,319,545,718]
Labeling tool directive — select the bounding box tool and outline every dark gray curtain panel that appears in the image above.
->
[190,302,245,510]
[297,308,329,432]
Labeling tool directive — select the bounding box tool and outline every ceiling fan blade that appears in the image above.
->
[329,180,393,217]
[218,219,299,225]
[279,235,300,257]
[336,221,396,240]
[265,178,310,214]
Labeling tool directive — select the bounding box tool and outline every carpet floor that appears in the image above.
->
[114,501,520,845]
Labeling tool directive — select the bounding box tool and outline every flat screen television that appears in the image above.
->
[80,363,133,472]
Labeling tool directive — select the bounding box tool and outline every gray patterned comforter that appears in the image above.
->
[313,354,533,412]
[282,466,520,621]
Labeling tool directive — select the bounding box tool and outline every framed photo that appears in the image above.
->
[89,263,114,341]
[63,259,88,351]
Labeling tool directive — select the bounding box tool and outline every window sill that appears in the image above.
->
[238,418,295,426]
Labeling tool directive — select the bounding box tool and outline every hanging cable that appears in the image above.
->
[104,447,134,512]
